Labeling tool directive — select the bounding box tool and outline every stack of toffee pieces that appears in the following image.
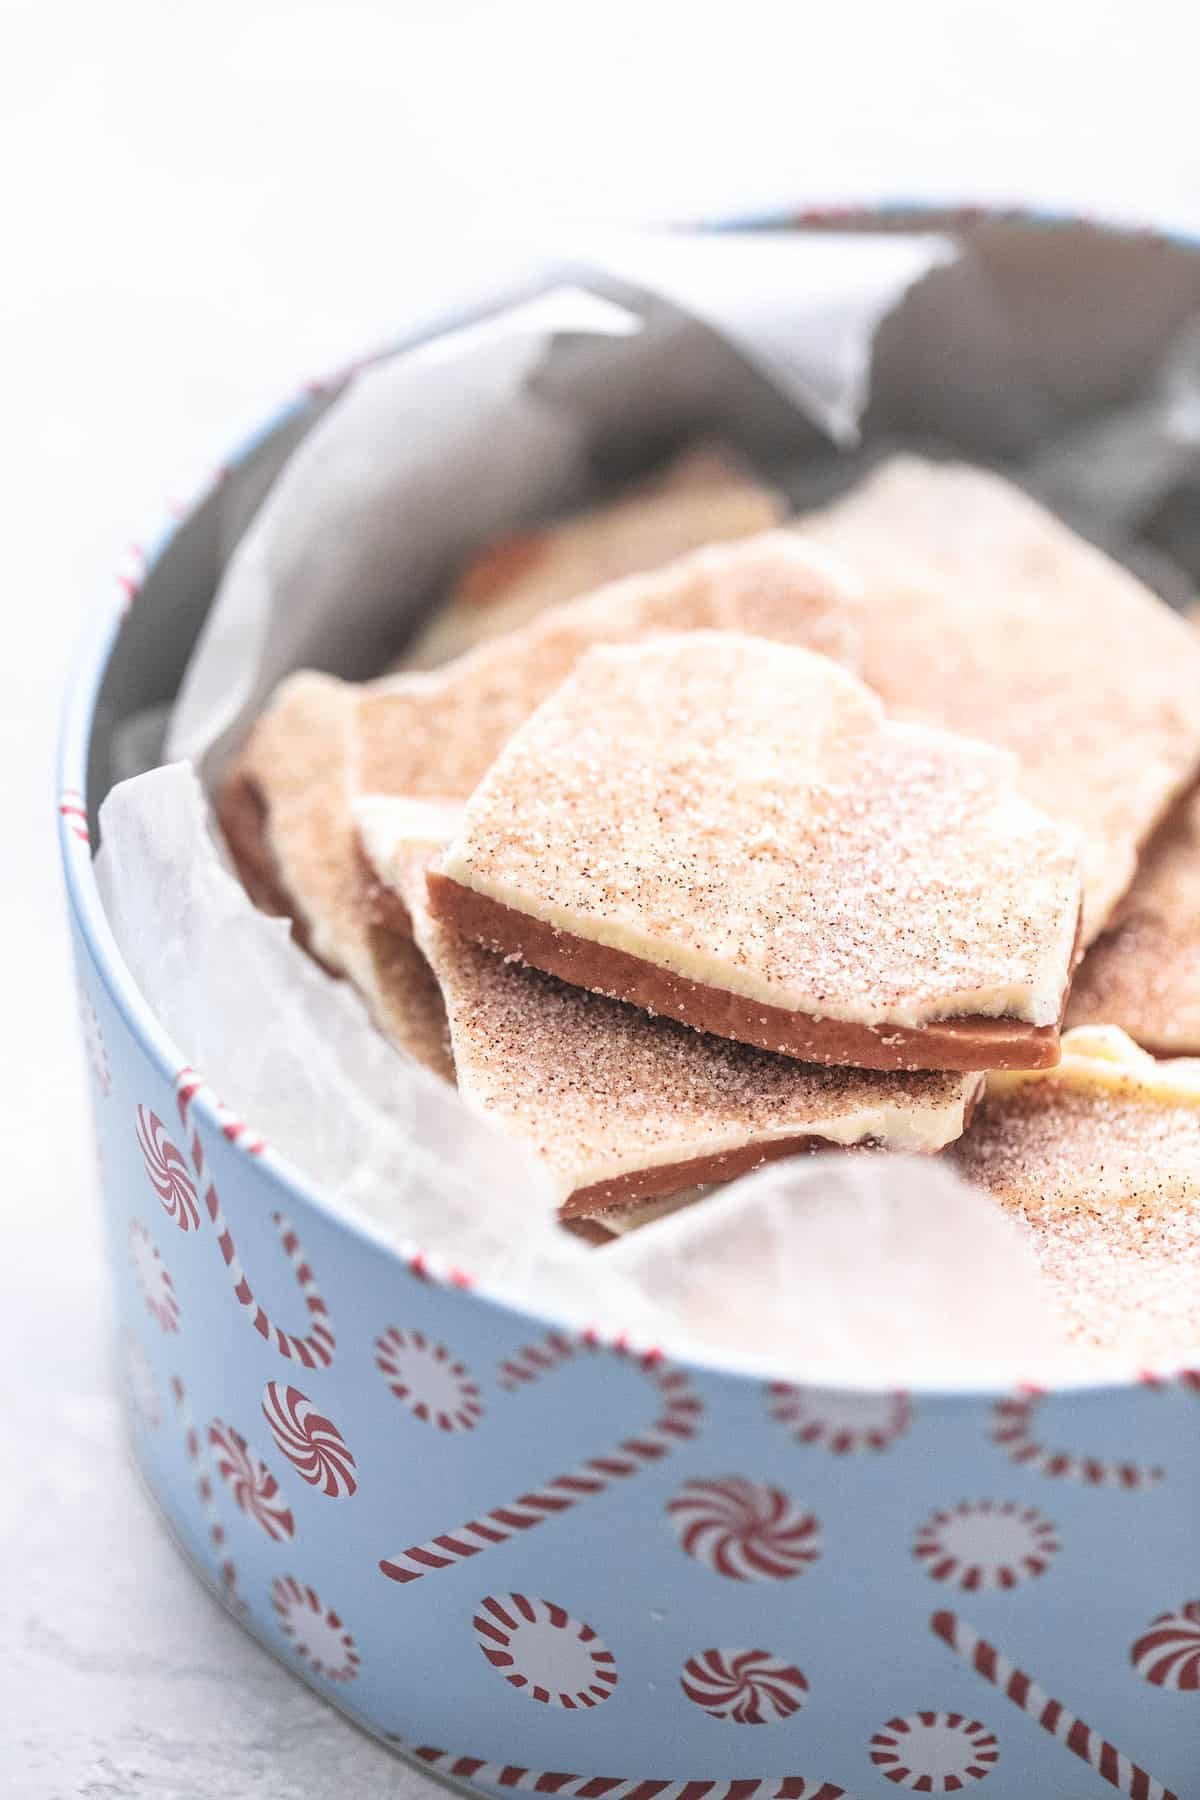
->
[219,451,1200,1362]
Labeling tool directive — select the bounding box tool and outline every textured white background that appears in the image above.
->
[5,3,1200,1793]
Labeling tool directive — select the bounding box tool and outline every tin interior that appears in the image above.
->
[61,205,1200,1395]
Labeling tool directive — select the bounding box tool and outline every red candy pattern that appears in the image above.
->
[680,1648,809,1724]
[666,1477,822,1582]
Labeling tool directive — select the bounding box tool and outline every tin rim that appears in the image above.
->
[58,199,1200,1398]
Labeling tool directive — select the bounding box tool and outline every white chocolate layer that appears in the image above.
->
[440,632,1083,1032]
[366,804,984,1207]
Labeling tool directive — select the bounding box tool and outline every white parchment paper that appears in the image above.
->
[94,224,1200,1379]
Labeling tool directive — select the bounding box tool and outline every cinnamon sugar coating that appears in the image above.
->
[400,441,782,668]
[216,674,453,1080]
[1068,785,1200,1054]
[438,632,1082,1046]
[376,816,982,1211]
[801,457,1200,942]
[954,1027,1200,1358]
[354,531,862,807]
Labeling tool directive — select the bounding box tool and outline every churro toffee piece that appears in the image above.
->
[216,674,453,1080]
[429,632,1083,1073]
[353,530,863,811]
[363,799,984,1216]
[1067,785,1200,1055]
[953,1025,1200,1359]
[800,456,1200,944]
[401,440,783,669]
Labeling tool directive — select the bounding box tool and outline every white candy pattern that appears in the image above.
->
[870,1712,999,1791]
[680,1648,809,1724]
[208,1419,295,1541]
[913,1501,1059,1591]
[990,1393,1163,1488]
[261,1382,357,1498]
[375,1326,483,1431]
[129,1221,180,1334]
[473,1594,618,1709]
[767,1384,911,1455]
[78,988,111,1097]
[271,1575,360,1681]
[666,1476,821,1583]
[170,1376,239,1605]
[121,1329,160,1428]
[136,1105,200,1232]
[1131,1602,1200,1690]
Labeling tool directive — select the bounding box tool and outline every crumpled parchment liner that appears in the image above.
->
[94,223,1200,1381]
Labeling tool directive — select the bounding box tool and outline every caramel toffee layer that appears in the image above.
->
[564,1135,873,1218]
[216,676,453,1080]
[427,871,1067,1074]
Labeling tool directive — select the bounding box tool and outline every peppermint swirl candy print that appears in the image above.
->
[261,1382,357,1498]
[666,1476,821,1582]
[680,1648,809,1724]
[913,1500,1059,1592]
[128,1220,180,1334]
[271,1575,360,1681]
[870,1712,999,1790]
[375,1325,483,1431]
[121,1330,160,1428]
[1131,1600,1200,1689]
[208,1420,295,1542]
[474,1594,618,1709]
[135,1105,199,1232]
[79,988,111,1097]
[767,1383,911,1454]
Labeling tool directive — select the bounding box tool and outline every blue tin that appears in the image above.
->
[60,209,1200,1800]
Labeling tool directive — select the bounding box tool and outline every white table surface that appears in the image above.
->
[6,3,1200,1794]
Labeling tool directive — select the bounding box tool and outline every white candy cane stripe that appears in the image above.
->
[913,1501,1059,1592]
[1131,1601,1200,1690]
[208,1419,295,1541]
[766,1384,911,1455]
[681,1649,809,1724]
[207,1195,335,1369]
[990,1394,1163,1488]
[498,1331,577,1393]
[58,788,90,845]
[931,1610,1179,1800]
[174,1068,266,1176]
[135,1105,200,1232]
[129,1221,180,1334]
[379,1346,702,1584]
[173,1068,335,1368]
[376,1327,484,1431]
[391,1739,855,1800]
[171,1377,239,1604]
[474,1594,618,1708]
[271,1575,360,1681]
[261,1381,357,1496]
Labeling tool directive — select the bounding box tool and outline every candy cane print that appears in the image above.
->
[389,1739,855,1800]
[58,788,90,845]
[170,1376,240,1606]
[379,1339,702,1585]
[930,1611,1179,1800]
[174,1070,334,1369]
[990,1394,1163,1488]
